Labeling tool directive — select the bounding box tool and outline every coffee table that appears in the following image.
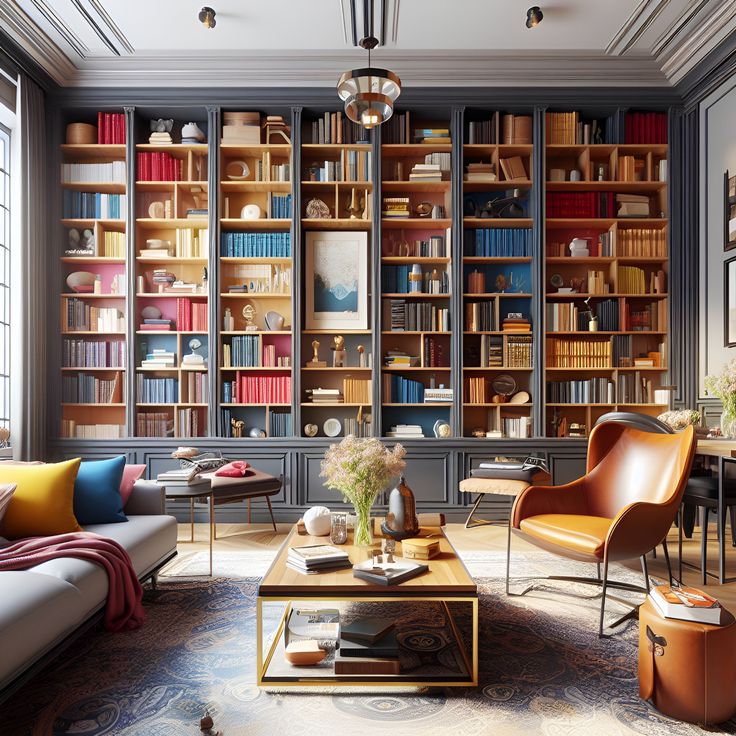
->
[256,525,478,688]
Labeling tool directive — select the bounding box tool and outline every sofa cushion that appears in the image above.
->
[74,455,127,525]
[120,464,146,506]
[0,458,82,539]
[83,515,177,577]
[0,571,92,689]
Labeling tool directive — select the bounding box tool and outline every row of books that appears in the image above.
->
[64,299,125,332]
[223,374,292,404]
[384,234,447,258]
[612,335,666,368]
[382,196,410,218]
[96,112,126,144]
[62,372,122,404]
[546,299,620,332]
[343,416,373,437]
[547,378,615,404]
[343,378,371,404]
[502,416,532,438]
[251,153,290,182]
[63,191,126,219]
[546,337,612,367]
[624,112,668,145]
[183,371,208,404]
[61,161,126,184]
[136,411,173,437]
[269,410,292,438]
[383,374,425,404]
[103,231,125,258]
[177,408,204,438]
[616,372,658,404]
[263,345,290,368]
[344,149,372,181]
[619,266,666,294]
[546,232,614,258]
[464,228,531,257]
[176,298,208,332]
[465,376,491,404]
[422,151,451,177]
[267,193,292,219]
[389,300,450,331]
[61,421,124,439]
[136,152,184,182]
[222,335,259,367]
[505,335,533,367]
[309,112,369,145]
[63,338,126,368]
[221,232,291,258]
[545,112,609,145]
[382,266,450,294]
[464,335,503,367]
[619,228,667,257]
[624,301,666,331]
[546,191,616,218]
[381,112,413,145]
[423,336,446,367]
[465,301,496,332]
[136,375,178,404]
[466,113,532,145]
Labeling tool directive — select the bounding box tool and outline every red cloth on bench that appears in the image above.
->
[214,461,250,478]
[0,531,144,631]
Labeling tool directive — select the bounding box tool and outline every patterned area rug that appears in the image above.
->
[4,550,736,736]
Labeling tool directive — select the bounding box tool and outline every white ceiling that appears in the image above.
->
[1,0,735,87]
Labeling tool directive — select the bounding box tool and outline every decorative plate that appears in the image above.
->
[323,418,342,437]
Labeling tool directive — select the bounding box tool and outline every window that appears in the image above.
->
[0,125,9,430]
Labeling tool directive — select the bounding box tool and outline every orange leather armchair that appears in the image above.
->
[508,421,696,636]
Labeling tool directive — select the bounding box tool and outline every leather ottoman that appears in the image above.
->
[639,597,736,725]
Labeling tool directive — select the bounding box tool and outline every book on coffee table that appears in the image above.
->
[352,557,428,586]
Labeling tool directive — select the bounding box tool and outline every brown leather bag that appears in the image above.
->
[639,598,736,725]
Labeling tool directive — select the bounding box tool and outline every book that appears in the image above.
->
[352,557,429,586]
[649,585,722,625]
[340,617,395,644]
[288,545,351,568]
[285,560,353,575]
[333,654,400,675]
[285,607,340,646]
[339,631,398,658]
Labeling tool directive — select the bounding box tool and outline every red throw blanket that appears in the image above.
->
[0,532,144,632]
[215,460,250,477]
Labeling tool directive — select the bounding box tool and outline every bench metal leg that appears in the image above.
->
[266,496,277,533]
[464,494,494,529]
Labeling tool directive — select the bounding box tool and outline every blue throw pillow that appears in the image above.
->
[74,455,128,525]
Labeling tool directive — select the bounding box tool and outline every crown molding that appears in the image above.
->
[606,0,671,56]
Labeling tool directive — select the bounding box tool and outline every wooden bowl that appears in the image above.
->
[66,123,97,145]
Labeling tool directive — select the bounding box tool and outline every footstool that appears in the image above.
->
[639,597,736,725]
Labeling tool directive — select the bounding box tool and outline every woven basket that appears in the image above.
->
[66,123,97,145]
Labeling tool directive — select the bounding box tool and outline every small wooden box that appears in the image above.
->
[401,537,440,560]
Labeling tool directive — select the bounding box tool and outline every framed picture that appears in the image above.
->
[305,231,369,330]
[725,256,736,346]
[724,171,736,250]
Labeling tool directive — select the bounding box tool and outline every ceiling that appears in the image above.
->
[1,0,735,87]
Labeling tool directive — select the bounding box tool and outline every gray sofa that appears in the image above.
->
[0,481,177,697]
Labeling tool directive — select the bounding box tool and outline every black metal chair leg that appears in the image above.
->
[598,558,609,638]
[596,562,601,580]
[641,554,651,594]
[700,506,708,586]
[678,507,683,584]
[651,546,657,559]
[730,506,736,547]
[505,518,513,595]
[266,496,277,533]
[661,538,673,586]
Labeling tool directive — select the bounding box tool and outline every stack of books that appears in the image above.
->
[409,163,442,182]
[141,349,176,369]
[307,388,343,404]
[502,315,531,332]
[382,197,410,218]
[156,466,210,490]
[149,130,172,145]
[386,424,424,438]
[221,111,261,144]
[413,128,450,144]
[384,350,419,368]
[287,545,352,575]
[649,585,722,624]
[617,193,651,217]
[139,318,173,332]
[335,617,400,675]
[151,269,176,289]
[425,387,453,403]
[465,162,496,182]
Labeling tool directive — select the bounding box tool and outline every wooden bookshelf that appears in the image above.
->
[461,110,535,439]
[134,131,210,438]
[544,110,669,437]
[299,113,374,438]
[379,110,453,438]
[219,110,294,439]
[60,112,128,440]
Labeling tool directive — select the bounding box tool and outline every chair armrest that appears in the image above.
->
[124,480,165,516]
[512,479,588,528]
[606,501,676,561]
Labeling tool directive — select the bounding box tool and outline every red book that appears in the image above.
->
[97,112,105,144]
[103,113,112,144]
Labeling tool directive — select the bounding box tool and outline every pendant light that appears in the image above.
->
[337,35,401,130]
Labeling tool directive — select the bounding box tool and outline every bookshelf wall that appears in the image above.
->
[53,102,672,444]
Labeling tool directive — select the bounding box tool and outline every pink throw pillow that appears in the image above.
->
[120,464,146,506]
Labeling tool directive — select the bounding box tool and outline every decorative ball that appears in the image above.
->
[249,427,266,438]
[304,506,332,536]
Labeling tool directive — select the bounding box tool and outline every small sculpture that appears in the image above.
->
[357,344,366,368]
[307,339,326,367]
[249,427,266,438]
[305,198,331,219]
[242,303,258,331]
[383,537,397,563]
[231,418,245,438]
[223,307,234,331]
[181,122,206,143]
[332,335,346,368]
[304,423,318,437]
[382,475,420,540]
[150,118,173,133]
[433,420,451,438]
[346,188,364,219]
[265,310,285,331]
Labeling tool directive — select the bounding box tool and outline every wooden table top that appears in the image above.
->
[696,439,736,458]
[258,525,477,597]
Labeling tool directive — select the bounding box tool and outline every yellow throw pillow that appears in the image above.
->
[0,457,82,539]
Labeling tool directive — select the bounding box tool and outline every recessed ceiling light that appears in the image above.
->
[526,6,543,28]
[198,6,216,29]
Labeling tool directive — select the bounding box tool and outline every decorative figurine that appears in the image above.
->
[362,188,370,220]
[249,427,266,438]
[242,303,258,331]
[307,339,327,368]
[182,337,206,368]
[305,198,331,219]
[332,335,346,368]
[357,344,366,368]
[383,537,397,563]
[231,418,245,438]
[346,188,364,219]
[382,475,420,540]
[223,307,235,331]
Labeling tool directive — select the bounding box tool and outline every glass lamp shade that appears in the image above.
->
[337,67,401,129]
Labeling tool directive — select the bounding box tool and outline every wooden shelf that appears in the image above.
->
[381,257,450,264]
[62,403,126,407]
[546,181,666,192]
[61,181,126,193]
[463,257,532,263]
[220,218,291,230]
[220,366,292,371]
[302,143,370,154]
[302,218,371,231]
[546,218,667,228]
[383,292,450,299]
[463,366,533,371]
[220,292,291,299]
[383,402,453,407]
[302,367,371,371]
[546,292,668,299]
[301,402,370,407]
[382,144,452,155]
[61,257,125,264]
[221,144,292,155]
[381,181,450,192]
[463,180,533,191]
[60,144,126,159]
[381,218,451,229]
[382,366,451,372]
[221,181,291,192]
[61,366,126,371]
[61,293,124,299]
[61,218,125,227]
[136,143,208,153]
